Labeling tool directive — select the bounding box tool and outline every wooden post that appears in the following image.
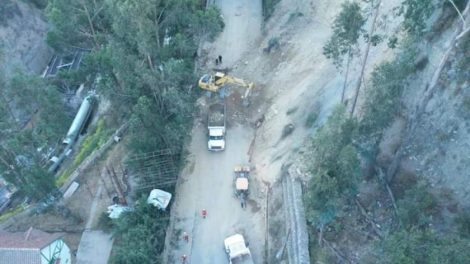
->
[107,165,127,205]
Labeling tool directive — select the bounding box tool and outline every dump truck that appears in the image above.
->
[224,234,254,264]
[208,102,226,151]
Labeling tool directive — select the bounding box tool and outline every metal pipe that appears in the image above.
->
[63,94,95,145]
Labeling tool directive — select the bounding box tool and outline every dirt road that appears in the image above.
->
[208,0,262,66]
[169,124,265,263]
[163,1,264,263]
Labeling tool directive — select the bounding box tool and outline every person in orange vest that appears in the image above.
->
[201,209,207,219]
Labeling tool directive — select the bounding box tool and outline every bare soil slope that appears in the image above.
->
[0,0,51,74]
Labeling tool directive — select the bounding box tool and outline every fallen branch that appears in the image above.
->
[321,238,351,264]
[377,167,401,227]
[355,198,383,239]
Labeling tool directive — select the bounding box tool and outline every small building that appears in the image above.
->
[0,227,71,264]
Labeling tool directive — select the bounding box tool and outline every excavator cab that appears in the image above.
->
[198,72,228,93]
[198,72,254,97]
[198,74,216,92]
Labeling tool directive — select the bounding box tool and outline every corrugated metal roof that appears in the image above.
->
[0,228,63,249]
[0,248,41,264]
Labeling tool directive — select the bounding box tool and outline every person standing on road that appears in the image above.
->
[201,209,207,219]
[182,232,189,242]
[218,55,222,64]
[181,254,187,263]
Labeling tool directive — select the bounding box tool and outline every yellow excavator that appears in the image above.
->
[198,72,254,97]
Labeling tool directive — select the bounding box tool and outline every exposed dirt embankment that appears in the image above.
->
[0,0,51,74]
[228,0,470,261]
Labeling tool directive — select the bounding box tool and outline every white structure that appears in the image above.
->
[107,204,132,219]
[147,189,172,210]
[0,227,71,264]
[63,94,95,145]
[224,234,254,264]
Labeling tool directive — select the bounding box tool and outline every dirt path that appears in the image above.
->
[163,1,264,263]
[207,0,262,67]
[164,123,266,263]
[172,124,264,263]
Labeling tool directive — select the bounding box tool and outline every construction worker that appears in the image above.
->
[218,55,222,64]
[201,209,207,219]
[181,254,187,263]
[183,231,189,242]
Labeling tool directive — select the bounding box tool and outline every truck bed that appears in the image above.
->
[208,103,225,127]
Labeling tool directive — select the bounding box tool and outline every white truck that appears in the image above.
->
[224,234,254,264]
[207,102,226,151]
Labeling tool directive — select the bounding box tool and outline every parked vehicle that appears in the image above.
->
[224,234,254,264]
[208,102,226,151]
[234,165,250,208]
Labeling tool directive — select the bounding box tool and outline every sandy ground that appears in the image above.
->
[167,124,265,263]
[209,0,262,67]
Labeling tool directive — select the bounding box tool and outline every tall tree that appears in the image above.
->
[46,0,108,50]
[323,1,366,103]
[400,0,434,37]
[306,106,360,230]
[350,0,382,116]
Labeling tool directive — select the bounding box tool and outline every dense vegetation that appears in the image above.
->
[46,1,222,262]
[0,63,71,199]
[2,0,223,263]
[307,0,470,262]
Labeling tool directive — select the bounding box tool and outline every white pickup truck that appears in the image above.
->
[224,234,254,264]
[208,102,226,151]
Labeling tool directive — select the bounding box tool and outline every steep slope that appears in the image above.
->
[0,0,51,74]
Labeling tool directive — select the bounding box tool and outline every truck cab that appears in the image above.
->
[208,129,225,150]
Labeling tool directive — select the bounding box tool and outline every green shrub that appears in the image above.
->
[400,0,435,37]
[55,119,109,187]
[262,0,281,20]
[397,182,438,230]
[359,48,417,135]
[305,112,318,128]
[97,212,114,232]
[366,229,470,264]
[25,0,48,9]
[455,211,470,238]
[305,106,360,228]
[73,119,109,168]
[286,106,298,115]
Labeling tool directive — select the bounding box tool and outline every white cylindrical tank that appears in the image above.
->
[63,95,95,145]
